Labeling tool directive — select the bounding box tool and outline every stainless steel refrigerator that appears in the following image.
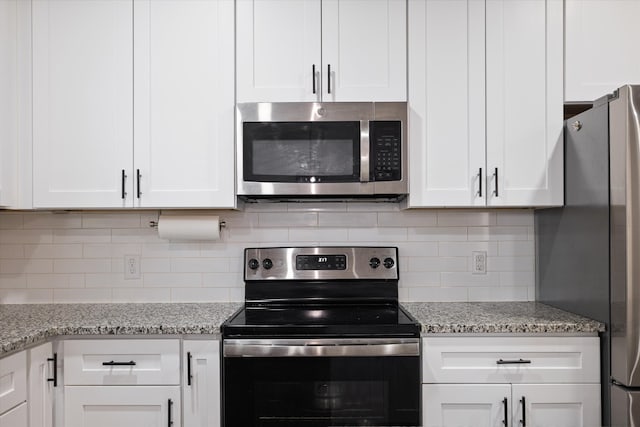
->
[536,84,640,426]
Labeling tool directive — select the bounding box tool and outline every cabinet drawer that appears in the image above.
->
[64,339,180,385]
[0,351,27,415]
[0,401,27,426]
[422,336,599,384]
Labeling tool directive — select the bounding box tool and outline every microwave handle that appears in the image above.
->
[360,120,370,182]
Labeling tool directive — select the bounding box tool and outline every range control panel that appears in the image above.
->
[244,247,398,281]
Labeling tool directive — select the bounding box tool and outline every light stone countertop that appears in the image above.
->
[0,301,604,357]
[402,302,605,334]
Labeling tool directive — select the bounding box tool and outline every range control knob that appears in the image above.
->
[262,258,273,270]
[248,258,260,270]
[369,257,381,269]
[383,257,395,269]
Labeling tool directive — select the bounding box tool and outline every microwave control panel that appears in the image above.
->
[370,121,402,181]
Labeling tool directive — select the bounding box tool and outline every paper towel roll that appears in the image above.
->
[157,215,221,241]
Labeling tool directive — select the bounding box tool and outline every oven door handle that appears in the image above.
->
[223,338,420,358]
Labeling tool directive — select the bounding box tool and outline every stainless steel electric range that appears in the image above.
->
[221,246,421,427]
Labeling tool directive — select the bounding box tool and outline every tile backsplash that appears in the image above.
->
[0,204,534,304]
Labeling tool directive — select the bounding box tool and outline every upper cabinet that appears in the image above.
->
[236,0,407,103]
[32,0,235,209]
[565,0,640,102]
[408,0,563,208]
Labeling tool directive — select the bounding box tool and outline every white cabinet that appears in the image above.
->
[28,343,54,427]
[183,340,220,427]
[0,350,27,427]
[421,336,601,427]
[0,402,27,427]
[236,0,406,103]
[32,0,235,209]
[408,0,563,207]
[0,0,18,208]
[565,0,640,102]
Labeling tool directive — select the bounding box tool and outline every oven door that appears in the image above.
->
[222,338,420,427]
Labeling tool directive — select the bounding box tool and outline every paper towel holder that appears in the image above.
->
[149,220,226,230]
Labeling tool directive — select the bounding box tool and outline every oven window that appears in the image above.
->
[243,122,361,183]
[223,356,419,427]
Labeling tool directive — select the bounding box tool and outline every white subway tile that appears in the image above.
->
[53,229,110,244]
[318,212,377,227]
[216,211,259,228]
[499,271,535,287]
[141,258,171,273]
[395,242,439,257]
[24,244,83,259]
[348,228,407,242]
[83,213,141,228]
[228,228,288,242]
[229,257,244,273]
[112,288,171,303]
[378,211,437,227]
[171,258,230,273]
[398,287,409,301]
[86,273,143,288]
[0,213,24,229]
[243,203,288,213]
[487,257,534,272]
[407,257,468,272]
[439,241,499,257]
[139,211,160,226]
[468,226,529,241]
[259,212,318,227]
[347,202,399,212]
[53,288,112,303]
[1,259,53,274]
[0,245,24,259]
[112,228,162,243]
[398,271,440,287]
[200,242,245,258]
[289,228,348,242]
[527,286,536,301]
[408,227,467,242]
[202,272,242,287]
[441,272,502,286]
[0,289,53,303]
[0,229,53,244]
[141,243,200,258]
[143,273,202,287]
[437,211,496,226]
[406,287,468,302]
[287,202,347,212]
[527,226,534,241]
[171,287,230,302]
[53,259,111,274]
[496,210,534,226]
[498,241,535,256]
[0,274,27,289]
[27,274,85,289]
[23,212,82,229]
[229,287,244,302]
[83,243,141,259]
[468,286,528,302]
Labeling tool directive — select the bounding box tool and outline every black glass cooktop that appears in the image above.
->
[221,304,420,338]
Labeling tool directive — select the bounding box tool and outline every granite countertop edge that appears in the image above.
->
[0,301,605,356]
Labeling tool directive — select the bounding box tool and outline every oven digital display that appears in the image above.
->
[296,255,346,270]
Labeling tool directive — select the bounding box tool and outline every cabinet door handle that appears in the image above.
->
[102,360,137,366]
[121,170,127,199]
[136,169,141,199]
[187,351,193,386]
[477,167,483,197]
[496,358,531,365]
[493,167,499,197]
[47,353,58,387]
[502,397,508,427]
[327,64,331,94]
[312,64,316,94]
[168,398,173,426]
[520,396,526,426]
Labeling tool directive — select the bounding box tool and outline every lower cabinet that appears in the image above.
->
[422,336,601,427]
[183,340,220,427]
[0,402,27,426]
[29,342,55,427]
[0,350,27,427]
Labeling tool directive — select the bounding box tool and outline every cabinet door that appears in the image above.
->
[322,0,407,102]
[32,0,133,208]
[29,343,54,427]
[485,0,563,207]
[236,0,321,102]
[133,0,235,208]
[0,401,27,427]
[183,340,220,427]
[512,384,600,427]
[0,0,17,207]
[64,386,181,427]
[407,0,485,207]
[423,384,511,427]
[0,351,26,415]
[565,0,640,102]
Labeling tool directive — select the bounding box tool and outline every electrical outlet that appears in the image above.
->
[124,255,141,280]
[472,251,487,275]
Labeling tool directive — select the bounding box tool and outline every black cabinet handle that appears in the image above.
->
[312,64,316,94]
[47,353,57,387]
[187,351,193,386]
[121,169,127,199]
[102,360,136,366]
[327,64,331,94]
[136,169,141,199]
[520,396,526,426]
[477,167,483,197]
[493,167,499,197]
[168,399,173,426]
[496,358,532,365]
[503,397,508,426]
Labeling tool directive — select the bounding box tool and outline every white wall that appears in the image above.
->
[0,204,534,303]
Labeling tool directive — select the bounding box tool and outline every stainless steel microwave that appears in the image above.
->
[236,102,408,199]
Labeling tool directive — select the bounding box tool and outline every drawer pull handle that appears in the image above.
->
[47,353,58,387]
[496,358,531,365]
[102,360,137,366]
